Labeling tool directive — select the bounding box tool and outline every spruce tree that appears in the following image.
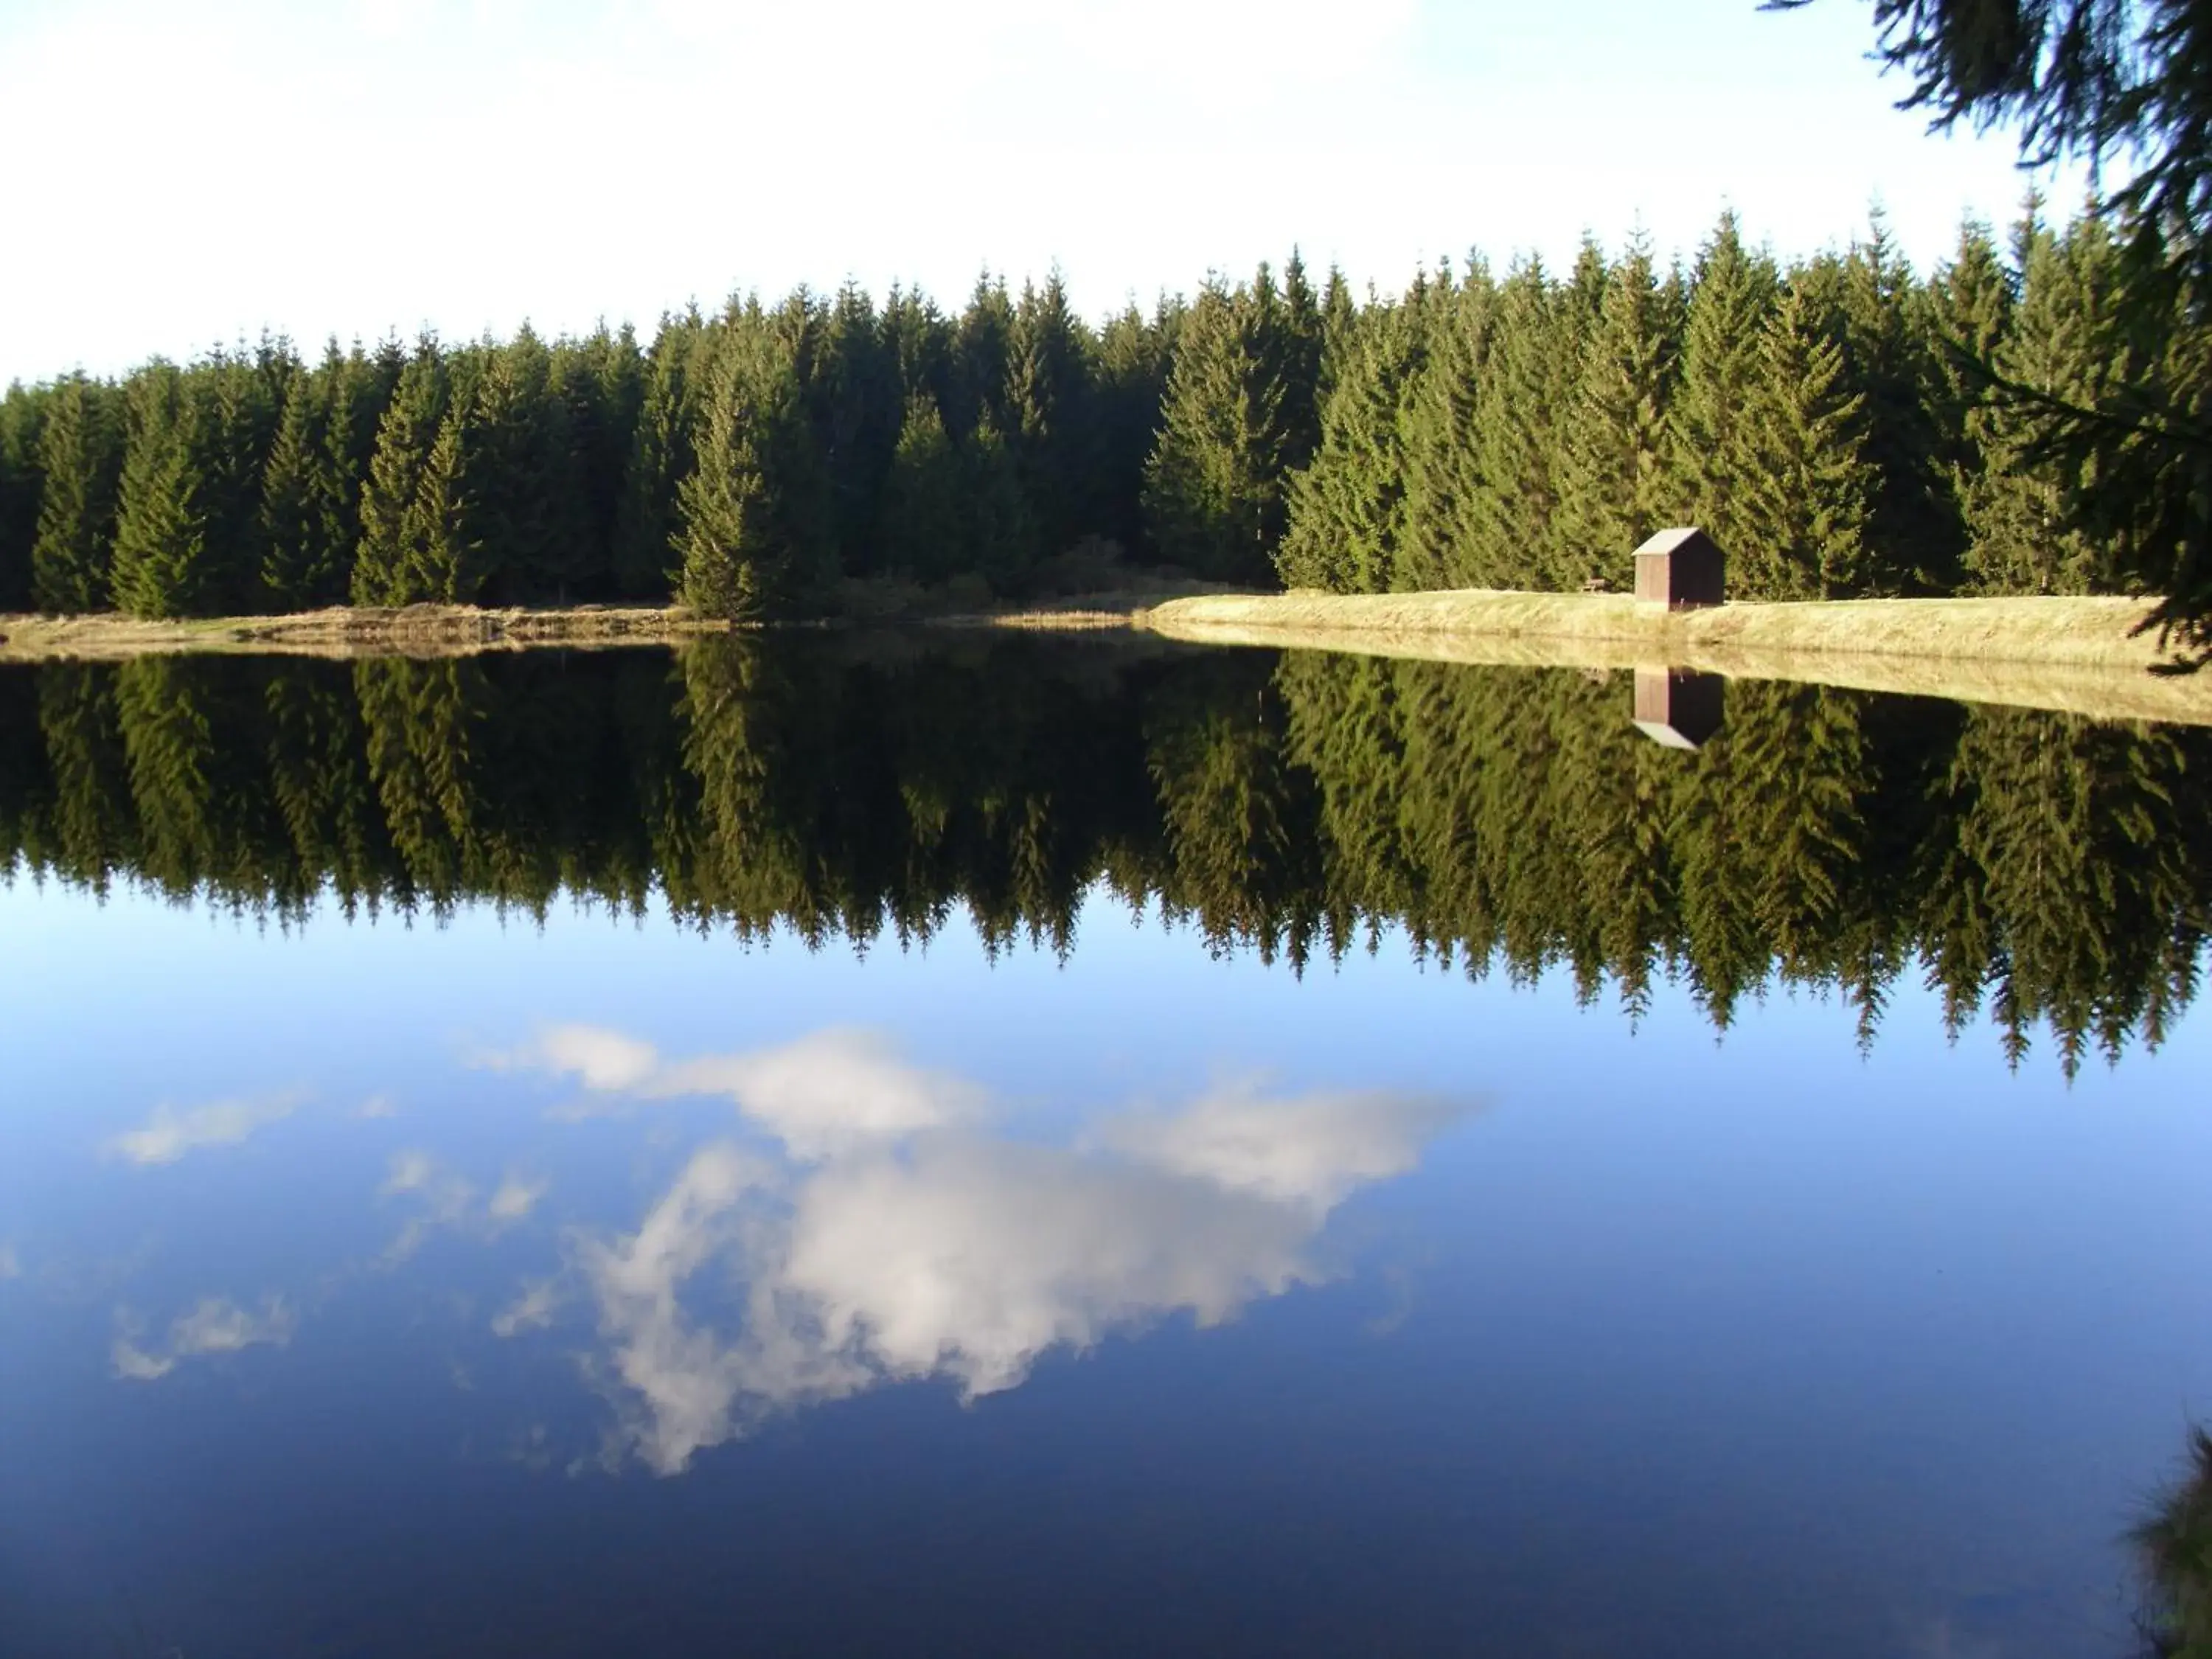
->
[1668,212,1779,566]
[352,344,447,605]
[1840,211,1954,588]
[1467,259,1567,591]
[1141,281,1288,582]
[1555,240,1679,588]
[110,364,212,619]
[676,320,830,619]
[1277,296,1428,592]
[813,282,902,577]
[1739,280,1878,597]
[31,373,123,613]
[1961,213,2127,594]
[614,311,705,599]
[398,408,482,602]
[962,409,1035,591]
[260,365,343,608]
[1004,273,1094,563]
[1093,300,1176,554]
[1922,218,2015,517]
[879,392,964,582]
[1400,257,1495,587]
[0,383,49,611]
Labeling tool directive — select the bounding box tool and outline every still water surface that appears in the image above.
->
[1,638,2208,1658]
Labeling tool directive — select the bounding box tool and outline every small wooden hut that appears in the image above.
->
[1631,667,1725,750]
[1632,527,1725,611]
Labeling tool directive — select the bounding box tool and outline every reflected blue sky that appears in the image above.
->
[3,875,2210,1657]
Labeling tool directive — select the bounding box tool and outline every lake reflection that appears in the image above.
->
[3,640,2211,1658]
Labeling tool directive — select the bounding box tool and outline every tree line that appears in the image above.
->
[0,638,2202,1073]
[0,204,2191,619]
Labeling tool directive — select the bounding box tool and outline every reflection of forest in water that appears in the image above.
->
[0,636,2205,1071]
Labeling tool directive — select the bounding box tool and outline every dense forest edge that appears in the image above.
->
[4,203,2205,654]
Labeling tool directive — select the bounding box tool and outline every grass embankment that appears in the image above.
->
[0,603,729,661]
[1136,589,2212,726]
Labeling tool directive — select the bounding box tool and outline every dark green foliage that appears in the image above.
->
[1276,292,1429,591]
[31,373,122,613]
[1554,239,1682,589]
[2135,1426,2212,1659]
[1669,214,1781,566]
[880,392,965,582]
[0,213,2193,620]
[676,314,831,619]
[109,364,213,619]
[0,382,49,611]
[1736,280,1879,597]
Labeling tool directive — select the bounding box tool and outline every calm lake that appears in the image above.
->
[1,637,2208,1658]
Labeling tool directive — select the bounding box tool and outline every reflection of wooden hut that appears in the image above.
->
[1633,526,1725,611]
[1632,667,1725,750]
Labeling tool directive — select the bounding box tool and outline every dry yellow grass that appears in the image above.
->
[0,605,727,661]
[1137,589,2212,726]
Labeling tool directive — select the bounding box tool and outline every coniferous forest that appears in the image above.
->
[0,205,2193,621]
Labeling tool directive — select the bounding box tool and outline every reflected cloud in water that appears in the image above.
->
[493,1027,1475,1474]
[102,1093,300,1166]
[111,1295,296,1382]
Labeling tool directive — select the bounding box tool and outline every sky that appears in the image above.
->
[0,0,2087,385]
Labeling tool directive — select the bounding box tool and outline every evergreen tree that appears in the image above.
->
[1961,213,2129,594]
[1399,258,1495,587]
[1922,217,2015,523]
[1004,272,1094,563]
[879,392,965,582]
[31,373,123,613]
[1555,240,1679,588]
[614,310,706,599]
[1141,280,1290,582]
[352,344,448,605]
[260,359,355,608]
[1277,296,1429,592]
[1839,211,1955,588]
[0,383,49,611]
[1738,279,1878,597]
[676,319,830,619]
[1668,212,1780,566]
[1467,259,1568,589]
[1093,299,1177,554]
[110,364,214,619]
[961,410,1036,591]
[813,282,902,577]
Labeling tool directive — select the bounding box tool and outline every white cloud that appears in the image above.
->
[499,1024,984,1156]
[492,1278,561,1338]
[380,1150,477,1263]
[650,1029,987,1158]
[1093,1079,1469,1209]
[487,1172,549,1225]
[555,1043,1474,1473]
[357,1094,398,1119]
[102,1093,299,1166]
[111,1295,296,1382]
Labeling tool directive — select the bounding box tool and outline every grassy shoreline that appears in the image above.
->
[6,588,2209,726]
[1135,589,2212,726]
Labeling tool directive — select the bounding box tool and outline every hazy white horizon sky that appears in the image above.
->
[0,0,2083,384]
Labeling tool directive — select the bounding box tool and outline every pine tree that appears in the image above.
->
[1467,259,1567,590]
[0,383,49,611]
[1840,211,1954,588]
[1093,300,1176,554]
[1739,280,1877,597]
[110,364,212,619]
[1004,272,1094,563]
[31,373,123,613]
[1277,296,1428,592]
[1399,257,1495,587]
[1922,218,2015,515]
[397,408,482,602]
[962,409,1035,591]
[1961,213,2127,593]
[879,392,965,582]
[352,344,447,605]
[1555,240,1679,588]
[1668,212,1780,566]
[614,310,706,599]
[676,319,830,619]
[260,366,337,608]
[1142,280,1293,582]
[813,282,902,577]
